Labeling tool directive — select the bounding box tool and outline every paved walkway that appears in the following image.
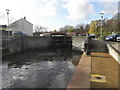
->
[91,52,119,88]
[67,52,119,89]
[67,39,120,89]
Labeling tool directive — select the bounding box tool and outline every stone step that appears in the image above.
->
[89,40,108,53]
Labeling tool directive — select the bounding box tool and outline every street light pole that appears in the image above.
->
[6,9,10,26]
[6,9,10,38]
[100,12,104,37]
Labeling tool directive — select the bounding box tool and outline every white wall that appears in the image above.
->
[107,44,120,64]
[22,19,33,36]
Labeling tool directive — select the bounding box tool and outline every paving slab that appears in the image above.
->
[91,52,119,88]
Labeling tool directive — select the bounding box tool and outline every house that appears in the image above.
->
[8,17,33,36]
[0,25,12,39]
[0,25,7,37]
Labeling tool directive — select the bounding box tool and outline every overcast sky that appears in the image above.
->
[0,0,119,31]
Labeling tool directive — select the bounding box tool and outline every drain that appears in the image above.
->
[96,77,102,79]
[91,74,106,83]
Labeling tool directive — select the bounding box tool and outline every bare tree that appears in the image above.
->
[33,25,48,36]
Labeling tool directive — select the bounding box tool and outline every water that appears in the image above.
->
[2,49,82,89]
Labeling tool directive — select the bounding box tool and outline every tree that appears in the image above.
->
[59,25,75,33]
[75,24,81,29]
[64,25,74,32]
[84,24,90,33]
[89,21,97,34]
[79,25,84,33]
[33,25,48,36]
[53,29,57,33]
[75,24,85,33]
[34,25,48,32]
[67,28,74,32]
[59,27,65,32]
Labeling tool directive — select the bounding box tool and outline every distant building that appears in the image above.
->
[8,17,33,36]
[91,19,107,27]
[106,19,118,24]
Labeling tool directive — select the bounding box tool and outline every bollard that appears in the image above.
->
[84,34,91,56]
[86,49,91,55]
[84,43,91,56]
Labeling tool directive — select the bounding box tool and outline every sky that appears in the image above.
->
[0,0,119,31]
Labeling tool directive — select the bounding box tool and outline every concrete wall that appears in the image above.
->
[2,36,72,56]
[27,37,51,49]
[107,44,120,64]
[67,53,91,88]
[7,36,87,54]
[8,36,52,54]
[72,36,86,52]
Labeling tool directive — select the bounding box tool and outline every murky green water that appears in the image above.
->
[2,49,82,88]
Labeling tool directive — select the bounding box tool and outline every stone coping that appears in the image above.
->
[67,53,91,89]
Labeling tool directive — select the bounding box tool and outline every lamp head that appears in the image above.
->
[6,9,10,11]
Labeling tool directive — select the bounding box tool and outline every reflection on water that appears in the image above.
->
[2,49,82,88]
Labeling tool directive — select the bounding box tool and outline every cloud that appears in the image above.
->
[0,0,119,30]
[0,0,59,28]
[95,0,119,2]
[100,2,118,16]
[35,0,58,16]
[60,0,120,3]
[62,0,95,21]
[0,0,35,24]
[0,0,58,19]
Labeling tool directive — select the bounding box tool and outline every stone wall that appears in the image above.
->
[72,36,86,52]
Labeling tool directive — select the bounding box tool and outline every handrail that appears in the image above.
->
[2,36,24,45]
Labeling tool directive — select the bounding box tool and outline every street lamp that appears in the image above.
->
[6,9,10,26]
[6,9,10,38]
[100,12,104,37]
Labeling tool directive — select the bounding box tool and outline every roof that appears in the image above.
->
[0,25,7,28]
[8,17,33,28]
[0,25,7,30]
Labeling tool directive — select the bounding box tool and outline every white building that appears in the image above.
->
[8,17,33,36]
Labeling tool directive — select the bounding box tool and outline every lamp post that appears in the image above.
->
[100,12,104,37]
[6,9,10,38]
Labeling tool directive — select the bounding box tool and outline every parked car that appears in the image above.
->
[13,31,28,37]
[105,33,120,41]
[117,36,120,41]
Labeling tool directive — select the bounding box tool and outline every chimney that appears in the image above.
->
[24,17,26,20]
